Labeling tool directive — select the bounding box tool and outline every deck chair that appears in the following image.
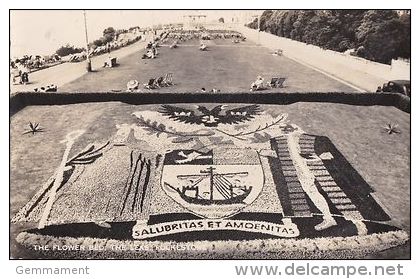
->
[45,84,57,92]
[163,73,173,86]
[144,78,156,89]
[153,76,165,88]
[268,77,286,88]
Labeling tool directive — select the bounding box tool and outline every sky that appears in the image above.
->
[10,10,260,57]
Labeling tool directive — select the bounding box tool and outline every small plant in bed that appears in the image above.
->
[23,122,44,135]
[383,123,400,134]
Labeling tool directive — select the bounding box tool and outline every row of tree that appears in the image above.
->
[247,10,410,64]
[55,27,125,57]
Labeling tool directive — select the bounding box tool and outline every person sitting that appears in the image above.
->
[20,72,29,84]
[152,46,158,56]
[127,80,139,91]
[141,50,155,59]
[199,43,208,51]
[103,56,113,67]
[272,49,283,56]
[250,76,265,91]
[153,76,165,88]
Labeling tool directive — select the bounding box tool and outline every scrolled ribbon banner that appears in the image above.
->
[133,219,300,239]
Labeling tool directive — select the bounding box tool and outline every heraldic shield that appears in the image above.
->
[161,148,264,219]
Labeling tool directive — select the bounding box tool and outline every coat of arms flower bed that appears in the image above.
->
[12,104,408,259]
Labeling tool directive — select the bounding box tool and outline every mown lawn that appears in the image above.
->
[60,39,355,93]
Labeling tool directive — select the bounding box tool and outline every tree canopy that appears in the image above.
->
[55,44,84,57]
[92,27,119,47]
[103,27,116,43]
[247,10,410,64]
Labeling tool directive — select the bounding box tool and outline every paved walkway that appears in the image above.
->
[236,26,391,93]
[283,51,387,93]
[10,36,152,95]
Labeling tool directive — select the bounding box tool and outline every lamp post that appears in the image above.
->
[251,14,261,45]
[83,10,92,72]
[257,14,261,45]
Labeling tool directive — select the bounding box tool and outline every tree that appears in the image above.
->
[55,44,84,57]
[218,17,224,23]
[247,19,258,29]
[397,12,411,60]
[246,9,410,64]
[259,10,273,31]
[356,10,397,43]
[356,10,408,63]
[103,27,116,43]
[93,38,106,47]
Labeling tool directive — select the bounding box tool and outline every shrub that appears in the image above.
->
[56,44,84,57]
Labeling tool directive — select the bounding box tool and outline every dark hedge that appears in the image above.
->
[10,92,410,117]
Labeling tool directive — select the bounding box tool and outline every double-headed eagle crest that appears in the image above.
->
[159,104,261,127]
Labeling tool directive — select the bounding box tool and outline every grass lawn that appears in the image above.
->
[60,39,355,93]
